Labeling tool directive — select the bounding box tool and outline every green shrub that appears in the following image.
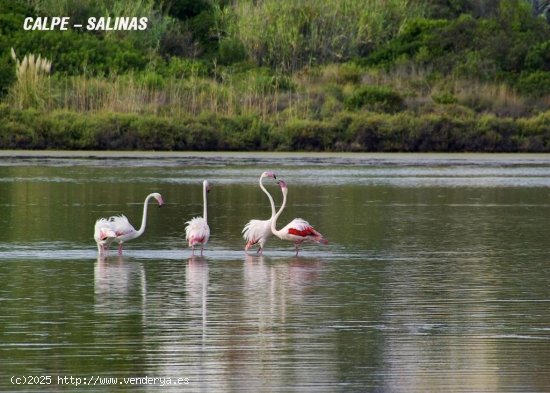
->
[165,57,209,78]
[345,85,404,113]
[0,1,31,37]
[362,18,449,67]
[218,38,247,66]
[211,115,270,150]
[183,121,219,150]
[0,106,549,152]
[0,49,15,97]
[525,40,550,71]
[337,63,363,84]
[278,119,341,151]
[137,72,166,90]
[11,30,148,75]
[231,67,295,94]
[517,71,550,96]
[432,91,458,105]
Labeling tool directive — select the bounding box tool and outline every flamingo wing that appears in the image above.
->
[283,218,328,244]
[185,217,210,246]
[243,219,272,249]
[109,215,136,237]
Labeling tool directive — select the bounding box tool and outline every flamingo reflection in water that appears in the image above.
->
[186,256,209,343]
[94,255,147,321]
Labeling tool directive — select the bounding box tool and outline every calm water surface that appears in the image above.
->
[0,152,549,392]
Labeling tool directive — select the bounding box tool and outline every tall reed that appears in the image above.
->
[54,72,307,121]
[223,0,425,72]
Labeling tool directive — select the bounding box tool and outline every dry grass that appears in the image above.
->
[53,73,305,120]
[6,48,542,121]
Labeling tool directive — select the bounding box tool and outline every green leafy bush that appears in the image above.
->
[0,49,15,97]
[277,119,342,151]
[516,71,550,96]
[336,63,363,84]
[345,85,404,113]
[218,38,247,66]
[525,40,550,71]
[11,31,148,75]
[165,57,209,78]
[432,91,458,105]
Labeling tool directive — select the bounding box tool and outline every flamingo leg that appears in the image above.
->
[191,245,195,256]
[118,243,123,255]
[295,244,300,257]
[200,246,204,256]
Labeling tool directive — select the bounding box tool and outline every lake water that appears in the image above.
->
[0,152,549,392]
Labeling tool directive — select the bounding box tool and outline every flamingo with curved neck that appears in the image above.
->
[271,180,328,256]
[242,171,277,254]
[185,180,211,256]
[94,192,164,255]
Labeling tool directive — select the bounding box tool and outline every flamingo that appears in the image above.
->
[185,180,211,256]
[271,180,328,256]
[242,171,277,255]
[94,219,116,255]
[94,192,164,255]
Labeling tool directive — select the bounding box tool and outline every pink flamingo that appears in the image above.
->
[185,180,211,256]
[271,180,328,256]
[94,193,164,255]
[242,171,277,255]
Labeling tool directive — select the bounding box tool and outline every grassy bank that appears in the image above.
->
[1,0,550,151]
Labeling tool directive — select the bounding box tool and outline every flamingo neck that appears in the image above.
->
[203,183,208,222]
[260,175,276,218]
[271,188,287,237]
[136,193,154,236]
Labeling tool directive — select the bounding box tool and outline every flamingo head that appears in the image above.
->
[277,180,288,196]
[203,180,211,193]
[261,171,276,179]
[152,193,164,207]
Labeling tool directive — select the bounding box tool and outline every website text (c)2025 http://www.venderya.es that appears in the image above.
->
[10,375,190,387]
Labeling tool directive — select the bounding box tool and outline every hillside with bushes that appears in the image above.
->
[1,0,550,151]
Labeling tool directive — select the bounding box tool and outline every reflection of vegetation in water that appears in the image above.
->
[0,0,550,151]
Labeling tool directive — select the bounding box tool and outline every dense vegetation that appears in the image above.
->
[1,0,550,151]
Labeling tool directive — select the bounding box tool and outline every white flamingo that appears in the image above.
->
[94,193,164,255]
[271,180,328,256]
[94,219,116,254]
[242,171,277,255]
[185,180,211,256]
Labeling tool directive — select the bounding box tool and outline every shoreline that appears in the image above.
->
[1,149,549,161]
